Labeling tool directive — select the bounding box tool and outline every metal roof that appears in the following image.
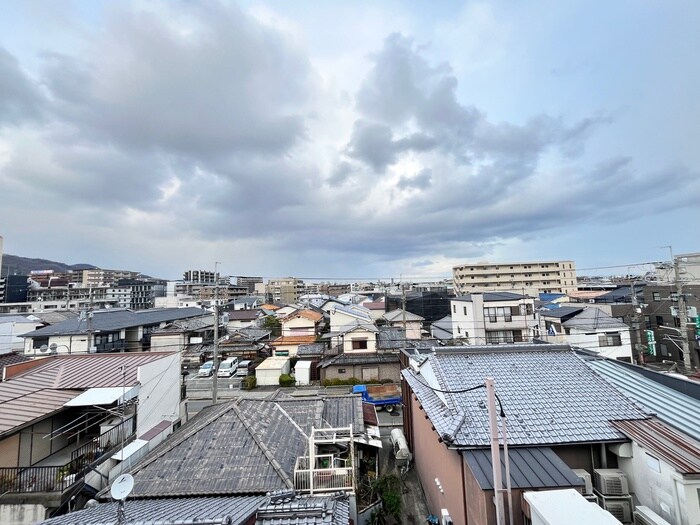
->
[320,352,400,368]
[377,326,405,350]
[612,418,700,474]
[37,496,266,525]
[22,307,208,337]
[587,358,700,441]
[453,292,527,302]
[402,346,649,447]
[0,352,174,436]
[464,447,585,490]
[382,309,425,322]
[538,306,584,319]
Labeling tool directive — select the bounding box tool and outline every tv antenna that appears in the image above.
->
[110,473,134,525]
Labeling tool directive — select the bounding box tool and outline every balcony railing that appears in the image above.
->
[294,454,354,493]
[0,416,136,495]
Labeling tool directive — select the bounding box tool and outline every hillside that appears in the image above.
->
[1,254,96,277]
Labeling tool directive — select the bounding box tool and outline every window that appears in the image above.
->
[599,333,622,347]
[463,306,467,315]
[453,304,456,313]
[653,292,661,302]
[670,293,679,301]
[351,339,368,350]
[486,330,515,344]
[656,316,664,326]
[338,368,346,374]
[484,307,497,322]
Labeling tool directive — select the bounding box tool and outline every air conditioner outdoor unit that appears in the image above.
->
[572,469,593,495]
[603,500,632,523]
[634,506,671,525]
[594,468,629,496]
[440,508,453,525]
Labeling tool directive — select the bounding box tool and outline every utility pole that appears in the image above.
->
[86,287,94,353]
[212,262,221,404]
[673,255,695,371]
[402,283,407,343]
[629,281,645,365]
[486,378,506,525]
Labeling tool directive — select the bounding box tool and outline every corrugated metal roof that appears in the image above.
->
[612,418,700,474]
[402,347,649,447]
[37,495,266,525]
[0,352,174,436]
[320,353,399,368]
[538,306,584,319]
[464,447,585,490]
[587,358,700,441]
[562,308,629,330]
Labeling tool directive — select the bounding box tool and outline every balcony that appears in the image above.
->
[294,454,354,494]
[0,416,136,495]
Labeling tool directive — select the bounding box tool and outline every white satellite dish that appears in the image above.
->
[110,473,134,501]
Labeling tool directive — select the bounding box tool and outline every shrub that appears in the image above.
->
[279,373,295,387]
[241,376,257,390]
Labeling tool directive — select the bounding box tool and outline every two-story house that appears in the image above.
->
[450,292,537,344]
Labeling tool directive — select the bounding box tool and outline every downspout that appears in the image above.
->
[460,450,469,525]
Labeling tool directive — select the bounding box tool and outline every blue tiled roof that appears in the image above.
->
[402,346,648,447]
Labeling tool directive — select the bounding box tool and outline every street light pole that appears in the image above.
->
[212,262,221,404]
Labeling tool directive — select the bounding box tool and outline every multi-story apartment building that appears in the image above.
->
[234,276,263,294]
[266,277,305,304]
[641,283,700,368]
[69,268,140,287]
[450,292,537,344]
[118,278,167,310]
[183,269,217,283]
[452,259,577,296]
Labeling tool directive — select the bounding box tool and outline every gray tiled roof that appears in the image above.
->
[464,447,585,490]
[297,343,327,357]
[124,395,366,498]
[382,309,425,322]
[38,496,265,525]
[22,307,208,337]
[256,491,350,525]
[377,326,405,349]
[320,352,400,368]
[402,346,649,447]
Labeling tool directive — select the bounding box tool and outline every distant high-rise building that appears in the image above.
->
[234,276,263,294]
[70,268,140,287]
[183,270,218,284]
[452,260,577,297]
[266,277,305,304]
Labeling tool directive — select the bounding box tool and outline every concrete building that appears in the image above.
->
[234,275,263,294]
[452,259,577,296]
[266,277,305,304]
[69,268,140,287]
[450,292,537,344]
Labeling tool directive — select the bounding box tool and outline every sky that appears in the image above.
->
[0,0,699,281]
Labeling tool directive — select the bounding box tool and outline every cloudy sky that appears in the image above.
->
[1,1,698,281]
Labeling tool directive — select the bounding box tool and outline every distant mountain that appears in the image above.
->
[1,254,97,277]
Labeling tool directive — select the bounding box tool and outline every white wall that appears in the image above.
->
[0,503,47,525]
[566,328,633,360]
[24,334,89,356]
[136,353,181,435]
[0,320,40,353]
[256,358,291,386]
[618,440,700,525]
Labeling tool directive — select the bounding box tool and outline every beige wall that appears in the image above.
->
[322,362,399,382]
[0,434,19,467]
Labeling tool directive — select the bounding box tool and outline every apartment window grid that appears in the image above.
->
[486,330,523,344]
[484,306,513,323]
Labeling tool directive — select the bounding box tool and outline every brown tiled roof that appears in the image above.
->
[284,310,323,323]
[0,352,176,436]
[273,335,318,346]
[260,304,280,310]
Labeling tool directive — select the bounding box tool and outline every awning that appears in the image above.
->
[64,385,139,407]
[111,439,148,461]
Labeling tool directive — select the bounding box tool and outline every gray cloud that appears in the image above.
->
[0,47,44,125]
[40,2,313,158]
[397,168,432,190]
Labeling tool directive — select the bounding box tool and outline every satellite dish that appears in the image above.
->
[39,345,49,353]
[110,474,134,501]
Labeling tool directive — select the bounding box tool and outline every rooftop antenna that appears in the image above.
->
[110,473,134,525]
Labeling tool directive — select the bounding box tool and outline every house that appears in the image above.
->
[587,357,700,523]
[226,309,263,329]
[538,306,634,361]
[401,344,649,525]
[280,309,324,337]
[381,309,424,340]
[0,315,44,353]
[0,352,181,525]
[296,343,326,382]
[77,393,376,523]
[362,300,387,321]
[430,315,453,340]
[149,314,215,353]
[21,307,209,356]
[450,292,537,344]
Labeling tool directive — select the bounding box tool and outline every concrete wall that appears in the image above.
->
[0,503,47,525]
[136,353,181,435]
[322,362,400,383]
[0,433,19,467]
[150,333,184,352]
[618,440,700,525]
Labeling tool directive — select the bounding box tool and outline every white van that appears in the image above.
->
[217,357,239,377]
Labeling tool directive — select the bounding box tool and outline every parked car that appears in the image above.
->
[235,360,252,377]
[217,357,239,378]
[198,360,215,377]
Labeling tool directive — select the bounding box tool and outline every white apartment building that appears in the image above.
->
[452,259,577,296]
[450,292,537,344]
